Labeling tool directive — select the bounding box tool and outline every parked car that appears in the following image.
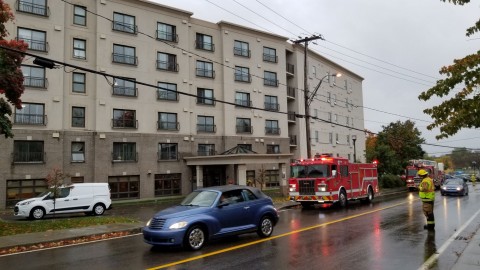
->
[14,183,112,220]
[142,185,279,250]
[440,178,469,196]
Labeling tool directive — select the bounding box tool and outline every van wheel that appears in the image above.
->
[30,207,45,220]
[92,203,106,216]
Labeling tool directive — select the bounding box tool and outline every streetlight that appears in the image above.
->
[352,134,357,162]
[304,73,342,158]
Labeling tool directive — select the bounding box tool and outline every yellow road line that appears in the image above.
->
[147,201,408,270]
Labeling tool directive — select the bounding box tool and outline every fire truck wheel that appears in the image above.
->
[338,190,347,208]
[362,187,374,203]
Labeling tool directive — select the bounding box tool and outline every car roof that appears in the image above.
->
[195,185,268,198]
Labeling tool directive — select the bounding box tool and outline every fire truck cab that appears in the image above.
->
[404,159,442,191]
[288,154,379,208]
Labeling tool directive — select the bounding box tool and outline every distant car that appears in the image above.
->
[440,178,469,196]
[142,185,279,250]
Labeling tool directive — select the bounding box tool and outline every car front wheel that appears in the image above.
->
[257,216,274,238]
[184,225,206,251]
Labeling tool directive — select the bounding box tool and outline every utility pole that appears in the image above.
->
[293,35,324,159]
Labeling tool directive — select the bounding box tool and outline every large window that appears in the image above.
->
[197,116,215,133]
[265,170,280,187]
[73,38,86,59]
[113,44,137,65]
[112,109,137,128]
[158,112,178,130]
[157,22,177,42]
[113,78,137,97]
[195,33,214,51]
[112,142,137,162]
[109,175,139,199]
[197,88,214,105]
[264,95,279,111]
[16,0,48,17]
[236,118,252,134]
[156,52,178,72]
[6,179,47,207]
[196,61,214,78]
[234,40,250,57]
[13,141,44,163]
[72,72,85,93]
[198,144,215,156]
[17,28,47,52]
[72,106,85,127]
[21,65,46,88]
[112,12,137,34]
[157,82,178,101]
[73,5,86,26]
[264,71,278,87]
[265,120,280,135]
[158,143,178,160]
[235,66,251,82]
[155,173,181,196]
[71,142,85,162]
[263,47,277,63]
[235,92,251,107]
[14,103,45,125]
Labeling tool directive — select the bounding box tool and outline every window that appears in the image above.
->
[16,0,48,17]
[158,143,178,160]
[265,120,280,135]
[155,173,181,196]
[17,28,47,52]
[234,40,250,57]
[158,112,178,130]
[112,142,137,162]
[196,61,214,78]
[264,71,278,86]
[72,106,85,127]
[157,52,178,72]
[71,142,85,162]
[14,103,45,125]
[263,47,277,63]
[235,92,251,107]
[21,65,46,88]
[73,5,86,26]
[196,33,214,51]
[109,175,139,199]
[236,118,252,133]
[6,179,47,207]
[234,66,251,82]
[197,88,214,105]
[71,177,84,183]
[73,38,86,59]
[112,109,137,128]
[264,95,279,111]
[113,12,137,34]
[267,145,280,154]
[113,44,137,65]
[13,141,44,163]
[157,82,178,101]
[197,116,215,133]
[198,144,215,156]
[72,72,85,93]
[113,78,137,97]
[265,170,279,187]
[157,22,177,42]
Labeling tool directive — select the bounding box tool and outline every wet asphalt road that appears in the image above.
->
[1,184,480,270]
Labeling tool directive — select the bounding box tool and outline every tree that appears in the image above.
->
[418,0,480,139]
[45,168,68,218]
[0,0,27,138]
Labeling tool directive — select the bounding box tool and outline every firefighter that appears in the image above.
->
[471,174,476,187]
[418,169,435,230]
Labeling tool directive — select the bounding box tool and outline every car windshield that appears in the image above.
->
[445,179,463,185]
[35,191,51,198]
[180,190,218,207]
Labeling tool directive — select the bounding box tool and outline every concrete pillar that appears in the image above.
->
[237,164,247,185]
[196,165,204,188]
[279,163,288,196]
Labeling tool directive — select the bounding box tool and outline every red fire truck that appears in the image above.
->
[404,159,442,191]
[288,154,379,208]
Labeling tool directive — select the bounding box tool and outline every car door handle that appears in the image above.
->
[73,198,78,200]
[64,199,69,201]
[244,206,250,210]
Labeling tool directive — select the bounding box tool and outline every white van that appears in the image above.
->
[14,183,112,220]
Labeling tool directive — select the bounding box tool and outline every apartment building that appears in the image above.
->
[0,0,364,209]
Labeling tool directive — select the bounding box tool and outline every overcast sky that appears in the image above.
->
[153,0,480,156]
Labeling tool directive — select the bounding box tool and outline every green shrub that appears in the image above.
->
[379,174,404,188]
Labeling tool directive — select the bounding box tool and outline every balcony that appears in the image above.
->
[197,97,216,106]
[264,78,279,87]
[234,47,250,58]
[286,63,295,75]
[16,0,49,17]
[12,152,45,164]
[264,102,279,112]
[197,124,216,133]
[288,111,296,122]
[14,113,47,125]
[112,21,138,34]
[17,37,48,52]
[289,135,297,146]
[156,30,178,43]
[287,86,296,99]
[157,151,178,161]
[234,73,251,83]
[113,86,138,97]
[23,76,48,88]
[235,99,252,108]
[265,127,281,135]
[111,119,138,129]
[157,121,180,131]
[196,68,215,78]
[197,149,216,156]
[112,152,138,162]
[195,41,215,52]
[157,91,179,101]
[263,53,278,63]
[156,61,179,72]
[236,125,253,134]
[112,53,138,66]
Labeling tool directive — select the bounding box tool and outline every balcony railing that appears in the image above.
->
[112,21,138,34]
[287,63,295,74]
[288,111,296,122]
[156,61,179,72]
[197,149,216,156]
[112,152,138,162]
[234,73,251,83]
[17,37,48,52]
[195,41,215,52]
[264,78,279,87]
[113,86,138,97]
[156,30,178,43]
[265,127,281,135]
[235,99,252,108]
[157,121,179,131]
[197,97,215,106]
[264,102,279,111]
[16,1,49,17]
[197,124,216,133]
[14,113,47,125]
[23,76,47,88]
[12,151,45,163]
[289,135,297,146]
[157,91,178,101]
[158,151,178,161]
[287,86,296,98]
[263,54,278,63]
[234,47,250,58]
[236,125,253,134]
[112,53,138,65]
[196,68,215,78]
[111,119,138,129]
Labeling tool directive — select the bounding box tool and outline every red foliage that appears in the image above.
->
[0,39,27,108]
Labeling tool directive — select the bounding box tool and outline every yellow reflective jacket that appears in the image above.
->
[419,177,435,202]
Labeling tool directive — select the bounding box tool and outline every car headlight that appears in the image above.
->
[19,200,33,206]
[169,221,188,229]
[442,186,447,190]
[456,187,463,191]
[146,219,151,226]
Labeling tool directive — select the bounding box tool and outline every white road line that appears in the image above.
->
[418,207,480,270]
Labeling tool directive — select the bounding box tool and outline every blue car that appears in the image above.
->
[143,185,279,250]
[440,178,469,196]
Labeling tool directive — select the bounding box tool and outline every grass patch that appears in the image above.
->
[0,216,138,237]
